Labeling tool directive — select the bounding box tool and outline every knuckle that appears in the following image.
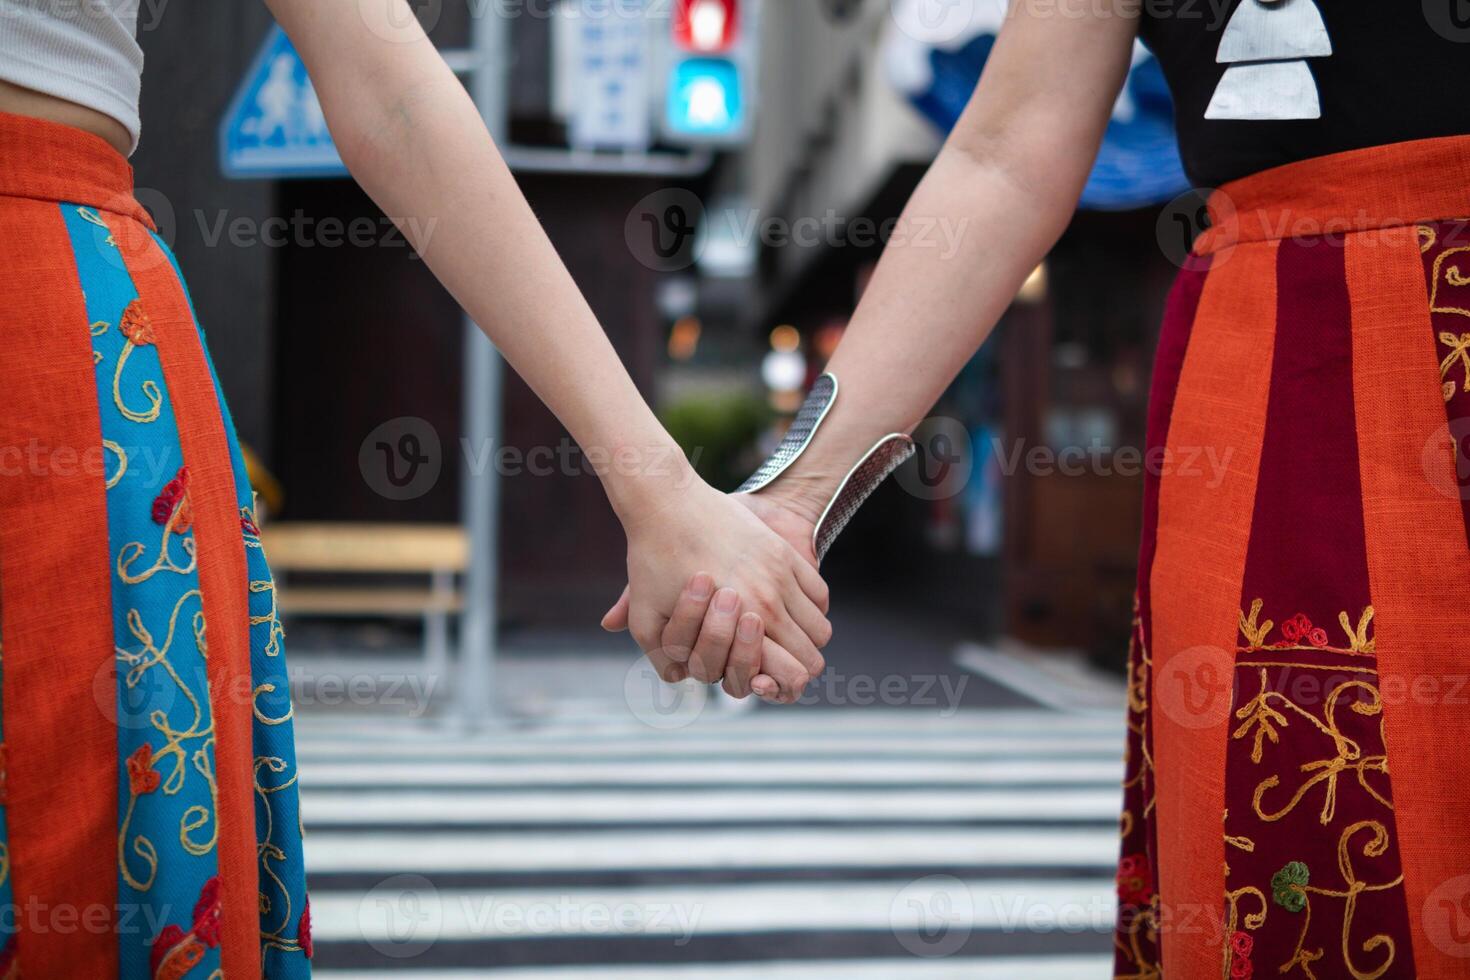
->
[702,622,736,648]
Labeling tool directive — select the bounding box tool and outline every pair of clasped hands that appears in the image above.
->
[600,478,833,705]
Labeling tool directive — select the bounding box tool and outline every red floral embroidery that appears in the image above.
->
[121,300,155,347]
[241,514,260,537]
[149,923,204,980]
[192,876,223,948]
[149,876,223,978]
[299,896,313,958]
[151,467,192,532]
[127,744,160,796]
[1116,852,1153,905]
[1279,613,1328,648]
[150,924,183,974]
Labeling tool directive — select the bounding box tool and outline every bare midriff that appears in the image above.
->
[0,79,131,156]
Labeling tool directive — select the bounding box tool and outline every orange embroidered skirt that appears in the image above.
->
[1113,136,1470,979]
[0,113,309,976]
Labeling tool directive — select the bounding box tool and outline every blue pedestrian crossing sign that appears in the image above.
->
[220,26,347,179]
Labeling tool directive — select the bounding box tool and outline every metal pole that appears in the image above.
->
[456,5,509,727]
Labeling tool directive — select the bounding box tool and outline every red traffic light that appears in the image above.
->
[673,0,738,53]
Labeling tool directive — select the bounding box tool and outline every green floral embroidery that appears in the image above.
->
[1271,861,1310,912]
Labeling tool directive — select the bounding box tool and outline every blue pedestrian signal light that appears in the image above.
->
[665,57,745,142]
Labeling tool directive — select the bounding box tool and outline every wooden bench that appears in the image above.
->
[262,522,468,675]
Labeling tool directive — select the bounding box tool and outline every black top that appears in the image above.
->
[1140,0,1470,189]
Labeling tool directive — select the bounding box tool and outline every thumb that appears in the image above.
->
[601,585,632,632]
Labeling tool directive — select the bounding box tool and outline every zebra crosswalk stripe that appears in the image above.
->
[297,708,1124,974]
[300,787,1124,826]
[312,955,1114,979]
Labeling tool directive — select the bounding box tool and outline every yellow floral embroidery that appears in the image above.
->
[1226,602,1406,979]
[76,206,116,246]
[255,755,305,955]
[1428,245,1470,402]
[1438,331,1470,403]
[103,439,127,489]
[1278,822,1403,980]
[117,504,197,584]
[113,590,219,883]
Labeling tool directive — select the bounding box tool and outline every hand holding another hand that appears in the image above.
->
[603,482,831,703]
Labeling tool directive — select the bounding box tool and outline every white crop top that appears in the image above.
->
[0,0,143,153]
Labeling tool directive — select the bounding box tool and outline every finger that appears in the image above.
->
[751,672,778,699]
[659,572,714,664]
[721,613,764,699]
[792,558,830,614]
[752,638,811,704]
[785,581,833,651]
[768,603,827,684]
[687,587,741,684]
[628,607,670,665]
[644,645,687,684]
[601,586,631,632]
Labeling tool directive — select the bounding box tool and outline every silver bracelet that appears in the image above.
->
[738,373,915,562]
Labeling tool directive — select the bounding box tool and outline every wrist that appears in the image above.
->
[600,438,702,525]
[757,467,836,529]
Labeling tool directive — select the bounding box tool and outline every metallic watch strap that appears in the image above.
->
[736,373,837,493]
[812,434,915,562]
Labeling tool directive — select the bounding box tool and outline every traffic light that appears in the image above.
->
[673,0,738,53]
[663,0,753,145]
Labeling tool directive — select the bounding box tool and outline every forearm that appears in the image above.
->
[760,3,1137,523]
[770,146,1075,521]
[268,0,685,521]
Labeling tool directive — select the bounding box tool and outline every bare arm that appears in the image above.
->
[760,2,1141,525]
[265,0,830,690]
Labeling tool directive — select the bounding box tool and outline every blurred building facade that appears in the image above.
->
[133,3,673,627]
[132,0,1180,655]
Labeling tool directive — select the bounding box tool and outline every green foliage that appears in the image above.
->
[660,391,774,491]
